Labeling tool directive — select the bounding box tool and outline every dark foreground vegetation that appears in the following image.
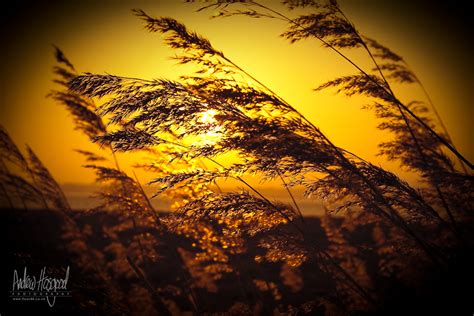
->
[3,207,474,315]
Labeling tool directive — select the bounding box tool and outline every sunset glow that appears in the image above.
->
[1,1,472,191]
[3,1,473,314]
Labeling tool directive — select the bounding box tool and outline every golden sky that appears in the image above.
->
[1,0,472,193]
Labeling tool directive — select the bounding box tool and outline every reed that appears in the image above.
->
[66,6,474,312]
[6,3,472,314]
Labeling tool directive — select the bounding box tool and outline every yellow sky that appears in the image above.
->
[1,0,472,193]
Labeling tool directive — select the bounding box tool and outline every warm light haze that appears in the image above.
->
[1,0,472,208]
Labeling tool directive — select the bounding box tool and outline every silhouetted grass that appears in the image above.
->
[2,1,473,315]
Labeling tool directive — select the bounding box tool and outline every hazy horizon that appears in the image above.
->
[61,182,325,215]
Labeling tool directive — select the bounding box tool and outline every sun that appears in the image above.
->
[195,109,221,145]
[199,109,217,125]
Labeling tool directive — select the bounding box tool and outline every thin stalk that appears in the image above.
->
[25,164,49,210]
[203,1,461,259]
[328,142,448,267]
[0,159,26,210]
[132,167,200,313]
[248,1,473,170]
[362,49,467,247]
[109,146,153,278]
[220,27,448,268]
[351,16,462,237]
[172,249,201,314]
[195,157,223,193]
[156,137,305,234]
[156,139,378,307]
[132,170,162,224]
[277,169,304,222]
[131,217,152,276]
[233,174,302,230]
[229,174,377,307]
[145,135,376,304]
[152,39,447,267]
[405,61,468,174]
[101,61,433,306]
[321,163,447,270]
[238,175,378,305]
[0,183,14,208]
[319,249,379,308]
[126,255,172,316]
[109,147,162,298]
[56,179,72,211]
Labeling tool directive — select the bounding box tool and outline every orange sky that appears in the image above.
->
[1,0,472,197]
